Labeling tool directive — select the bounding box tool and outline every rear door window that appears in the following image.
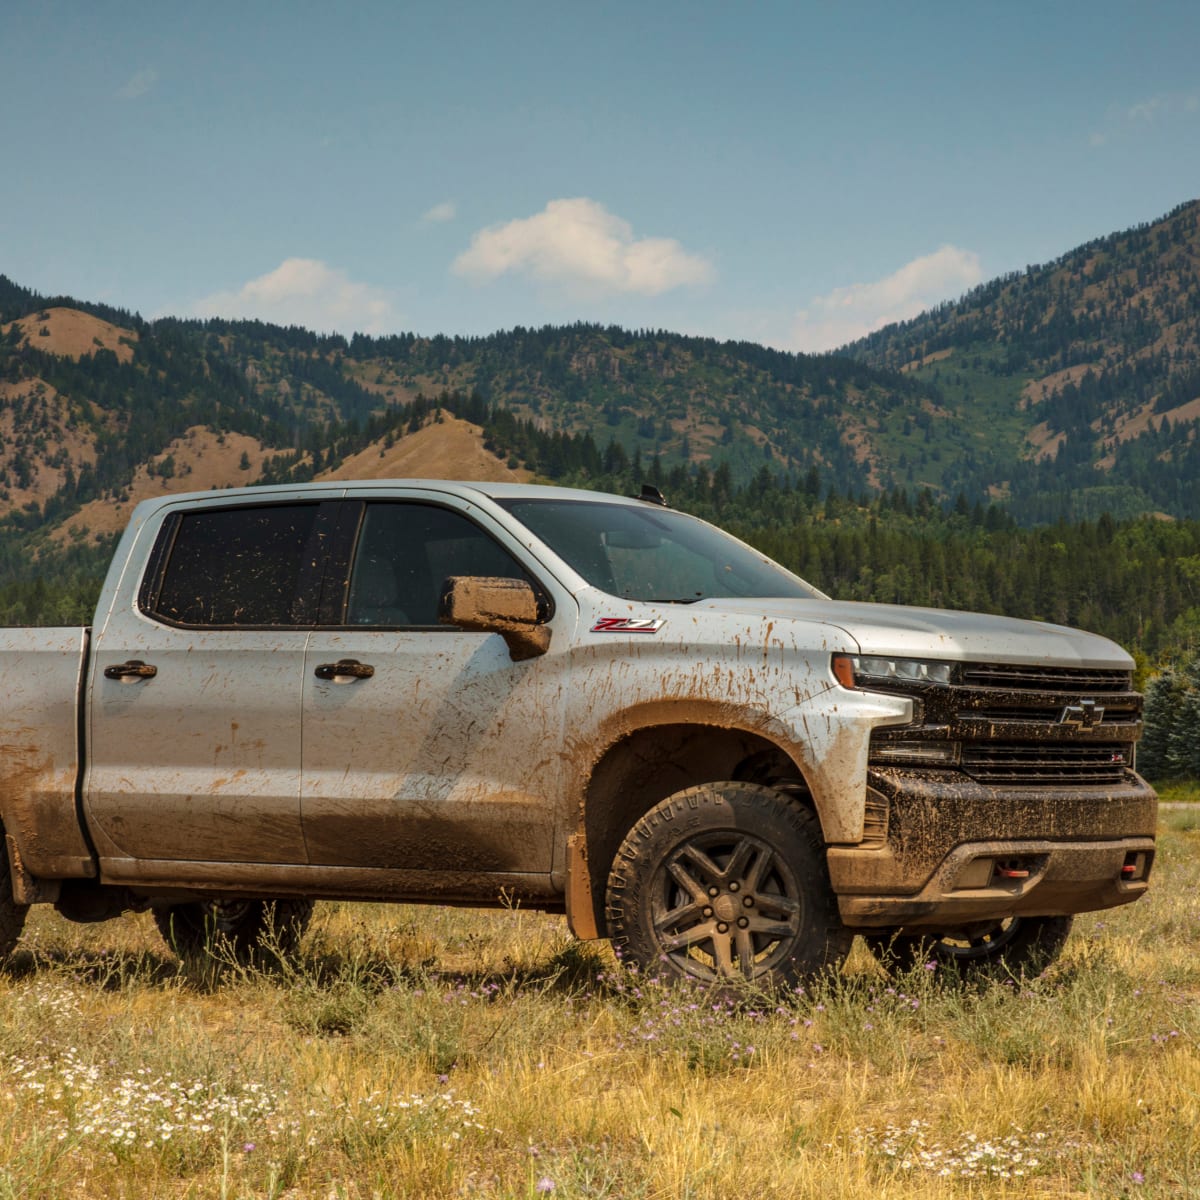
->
[142,503,326,627]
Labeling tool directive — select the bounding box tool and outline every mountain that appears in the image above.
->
[1,198,1199,556]
[0,293,939,546]
[844,199,1200,521]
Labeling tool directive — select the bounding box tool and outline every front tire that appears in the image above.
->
[605,782,851,988]
[153,899,314,965]
[864,914,1073,978]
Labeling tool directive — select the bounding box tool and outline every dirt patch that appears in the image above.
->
[321,415,532,483]
[2,307,137,364]
[899,348,953,373]
[1026,421,1066,463]
[1021,363,1102,408]
[1102,393,1200,447]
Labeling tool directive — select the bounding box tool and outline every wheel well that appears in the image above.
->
[579,724,810,937]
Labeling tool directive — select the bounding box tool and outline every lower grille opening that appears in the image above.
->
[960,743,1131,784]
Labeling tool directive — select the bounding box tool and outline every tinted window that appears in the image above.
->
[346,503,528,627]
[149,504,320,627]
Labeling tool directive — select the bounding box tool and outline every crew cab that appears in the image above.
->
[0,480,1156,983]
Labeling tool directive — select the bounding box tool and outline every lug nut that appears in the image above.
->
[743,896,754,907]
[737,917,749,929]
[729,881,740,892]
[703,907,713,918]
[708,886,719,897]
[716,922,729,934]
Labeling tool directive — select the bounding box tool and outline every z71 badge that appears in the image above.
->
[591,617,665,634]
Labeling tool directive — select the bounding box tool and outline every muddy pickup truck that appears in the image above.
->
[0,480,1156,984]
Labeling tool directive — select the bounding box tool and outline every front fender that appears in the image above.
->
[771,690,912,843]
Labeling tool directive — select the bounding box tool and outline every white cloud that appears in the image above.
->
[117,68,158,100]
[188,259,402,336]
[422,200,457,223]
[787,245,983,353]
[1127,95,1168,123]
[453,198,714,296]
[1089,90,1199,147]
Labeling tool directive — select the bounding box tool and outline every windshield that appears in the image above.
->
[498,498,824,603]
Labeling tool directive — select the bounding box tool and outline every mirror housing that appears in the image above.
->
[438,576,551,661]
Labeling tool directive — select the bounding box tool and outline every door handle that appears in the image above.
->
[314,659,375,682]
[104,660,158,680]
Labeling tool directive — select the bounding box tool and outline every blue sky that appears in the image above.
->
[3,1,1198,352]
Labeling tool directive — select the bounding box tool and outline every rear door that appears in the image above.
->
[85,499,337,869]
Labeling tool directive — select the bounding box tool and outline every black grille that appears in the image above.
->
[960,743,1130,785]
[869,658,1143,785]
[959,664,1131,693]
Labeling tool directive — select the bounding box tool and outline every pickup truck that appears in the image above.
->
[0,480,1156,984]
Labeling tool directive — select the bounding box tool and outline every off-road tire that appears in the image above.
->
[605,781,851,988]
[0,845,28,960]
[153,898,314,965]
[864,914,1073,979]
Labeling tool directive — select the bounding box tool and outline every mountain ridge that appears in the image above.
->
[1,197,1198,540]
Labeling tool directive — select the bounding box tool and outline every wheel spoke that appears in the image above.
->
[678,842,725,886]
[654,899,707,937]
[741,844,776,893]
[719,837,756,885]
[746,914,798,940]
[752,891,800,920]
[712,928,736,976]
[666,858,711,905]
[734,927,758,976]
[659,920,718,953]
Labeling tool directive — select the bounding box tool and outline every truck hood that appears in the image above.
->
[693,598,1133,669]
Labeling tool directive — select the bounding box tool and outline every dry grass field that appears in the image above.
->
[2,789,1198,1198]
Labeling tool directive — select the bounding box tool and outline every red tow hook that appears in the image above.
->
[1120,864,1137,878]
[996,866,1030,879]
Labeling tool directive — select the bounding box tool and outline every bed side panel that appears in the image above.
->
[0,627,94,877]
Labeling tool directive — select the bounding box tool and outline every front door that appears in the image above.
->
[300,497,570,882]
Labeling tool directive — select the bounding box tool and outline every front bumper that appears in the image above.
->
[829,766,1157,929]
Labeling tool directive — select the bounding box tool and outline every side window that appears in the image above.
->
[346,503,530,627]
[144,504,321,627]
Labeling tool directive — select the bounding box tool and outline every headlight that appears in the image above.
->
[832,654,953,689]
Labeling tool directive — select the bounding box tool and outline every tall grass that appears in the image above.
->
[1,798,1198,1197]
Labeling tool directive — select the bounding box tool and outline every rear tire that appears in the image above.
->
[153,899,313,966]
[0,845,28,960]
[864,914,1073,978]
[605,782,850,988]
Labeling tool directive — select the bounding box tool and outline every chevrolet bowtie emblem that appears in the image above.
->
[1059,698,1105,729]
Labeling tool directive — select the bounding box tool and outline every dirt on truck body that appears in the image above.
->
[0,479,1156,985]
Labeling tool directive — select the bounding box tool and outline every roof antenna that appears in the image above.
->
[635,483,668,507]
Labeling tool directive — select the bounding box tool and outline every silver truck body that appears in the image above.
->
[0,480,1156,978]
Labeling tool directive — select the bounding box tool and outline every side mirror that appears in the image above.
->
[438,576,551,662]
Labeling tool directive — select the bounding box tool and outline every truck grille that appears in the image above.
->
[870,660,1142,786]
